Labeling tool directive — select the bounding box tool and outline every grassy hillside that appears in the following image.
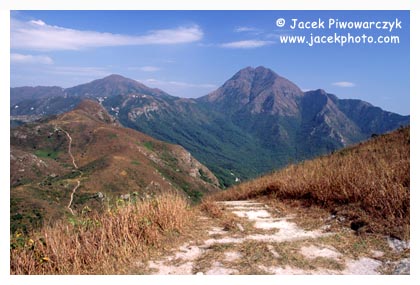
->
[11,127,409,274]
[11,193,192,274]
[211,127,410,240]
[10,100,219,234]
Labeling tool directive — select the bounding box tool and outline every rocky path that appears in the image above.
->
[63,129,78,169]
[67,180,80,216]
[141,200,409,275]
[55,125,82,215]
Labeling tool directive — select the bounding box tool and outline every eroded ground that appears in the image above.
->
[136,200,409,275]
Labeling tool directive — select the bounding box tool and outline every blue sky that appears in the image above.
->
[10,10,409,115]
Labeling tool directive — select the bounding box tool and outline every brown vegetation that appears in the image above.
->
[200,200,241,231]
[10,125,409,274]
[11,99,219,234]
[10,193,192,274]
[211,127,410,239]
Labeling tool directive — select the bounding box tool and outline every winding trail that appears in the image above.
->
[67,180,80,216]
[62,129,78,169]
[55,125,81,215]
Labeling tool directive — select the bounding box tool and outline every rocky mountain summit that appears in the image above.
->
[200,66,304,116]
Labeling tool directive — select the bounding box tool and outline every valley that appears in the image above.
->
[10,127,409,275]
[11,66,409,187]
[10,66,409,275]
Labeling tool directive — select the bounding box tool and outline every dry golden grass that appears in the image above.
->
[199,200,255,233]
[200,200,239,231]
[200,200,224,219]
[212,127,409,239]
[10,193,192,274]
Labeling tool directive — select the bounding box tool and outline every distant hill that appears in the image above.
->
[10,67,409,186]
[11,100,219,233]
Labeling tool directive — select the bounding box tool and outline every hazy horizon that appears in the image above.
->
[11,10,410,115]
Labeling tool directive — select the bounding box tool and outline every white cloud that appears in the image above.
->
[220,40,275,49]
[29,20,47,26]
[11,53,53,64]
[11,18,203,51]
[234,26,261,33]
[141,78,218,98]
[10,65,111,88]
[265,32,291,39]
[47,66,110,77]
[129,66,161,72]
[144,78,217,89]
[332,81,356,88]
[30,20,46,26]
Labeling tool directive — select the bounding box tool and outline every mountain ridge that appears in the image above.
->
[66,74,172,99]
[11,99,220,232]
[10,66,409,186]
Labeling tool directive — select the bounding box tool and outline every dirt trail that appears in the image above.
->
[60,127,78,169]
[67,180,80,216]
[56,126,81,215]
[140,200,409,275]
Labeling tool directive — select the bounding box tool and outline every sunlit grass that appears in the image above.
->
[211,127,409,239]
[11,193,192,274]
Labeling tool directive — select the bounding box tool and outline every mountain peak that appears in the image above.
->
[202,66,303,115]
[73,99,117,124]
[90,74,145,87]
[66,74,170,99]
[220,66,303,97]
[100,74,138,84]
[232,66,278,81]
